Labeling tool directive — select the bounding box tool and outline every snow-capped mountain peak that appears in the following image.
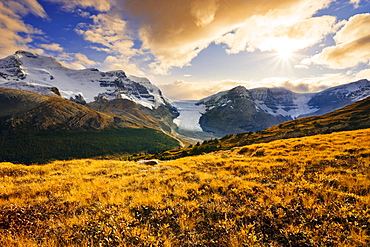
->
[174,80,370,138]
[0,51,169,109]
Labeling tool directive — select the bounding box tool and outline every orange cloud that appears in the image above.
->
[0,0,47,57]
[50,0,336,74]
[158,73,356,100]
[311,13,370,69]
[39,43,63,51]
[120,0,333,74]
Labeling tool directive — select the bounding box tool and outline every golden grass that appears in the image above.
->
[1,128,370,246]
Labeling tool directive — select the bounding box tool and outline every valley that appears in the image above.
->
[0,50,369,246]
[1,51,370,143]
[1,1,370,246]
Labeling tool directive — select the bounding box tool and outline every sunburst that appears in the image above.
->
[276,47,293,60]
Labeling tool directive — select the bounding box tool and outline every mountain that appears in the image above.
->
[2,51,369,141]
[0,87,142,131]
[0,88,180,164]
[139,95,370,161]
[0,51,167,106]
[197,86,285,135]
[223,95,370,148]
[0,50,178,131]
[185,79,370,137]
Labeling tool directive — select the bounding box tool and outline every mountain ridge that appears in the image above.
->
[0,50,180,136]
[0,87,143,131]
[1,50,369,141]
[183,79,370,137]
[0,50,171,109]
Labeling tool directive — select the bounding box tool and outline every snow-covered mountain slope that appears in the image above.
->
[304,79,370,116]
[250,88,317,119]
[197,80,370,120]
[174,80,370,138]
[0,51,169,109]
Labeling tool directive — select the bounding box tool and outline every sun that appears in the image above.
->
[276,47,293,59]
[267,37,297,60]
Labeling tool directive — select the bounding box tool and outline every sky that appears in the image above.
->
[1,0,370,100]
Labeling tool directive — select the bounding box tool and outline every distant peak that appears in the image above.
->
[15,50,38,58]
[227,86,252,99]
[355,78,369,84]
[231,85,247,90]
[229,85,248,94]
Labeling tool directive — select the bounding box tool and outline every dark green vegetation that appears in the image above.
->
[138,96,370,161]
[0,128,180,164]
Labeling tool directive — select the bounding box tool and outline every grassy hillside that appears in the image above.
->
[1,128,369,246]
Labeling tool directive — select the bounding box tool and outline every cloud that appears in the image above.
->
[56,52,100,69]
[74,53,99,66]
[294,65,309,69]
[0,0,47,57]
[120,0,334,74]
[47,0,337,75]
[45,0,114,12]
[350,0,361,8]
[354,68,370,80]
[158,73,356,100]
[104,56,144,76]
[75,13,143,74]
[9,0,47,18]
[39,43,63,51]
[158,80,229,100]
[311,13,370,69]
[217,14,337,55]
[190,0,219,27]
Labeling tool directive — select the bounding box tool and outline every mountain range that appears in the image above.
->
[140,94,370,161]
[178,79,370,137]
[1,50,370,143]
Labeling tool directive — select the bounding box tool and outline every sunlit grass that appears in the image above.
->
[0,128,370,246]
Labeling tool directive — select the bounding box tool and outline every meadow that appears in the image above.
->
[0,128,369,246]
